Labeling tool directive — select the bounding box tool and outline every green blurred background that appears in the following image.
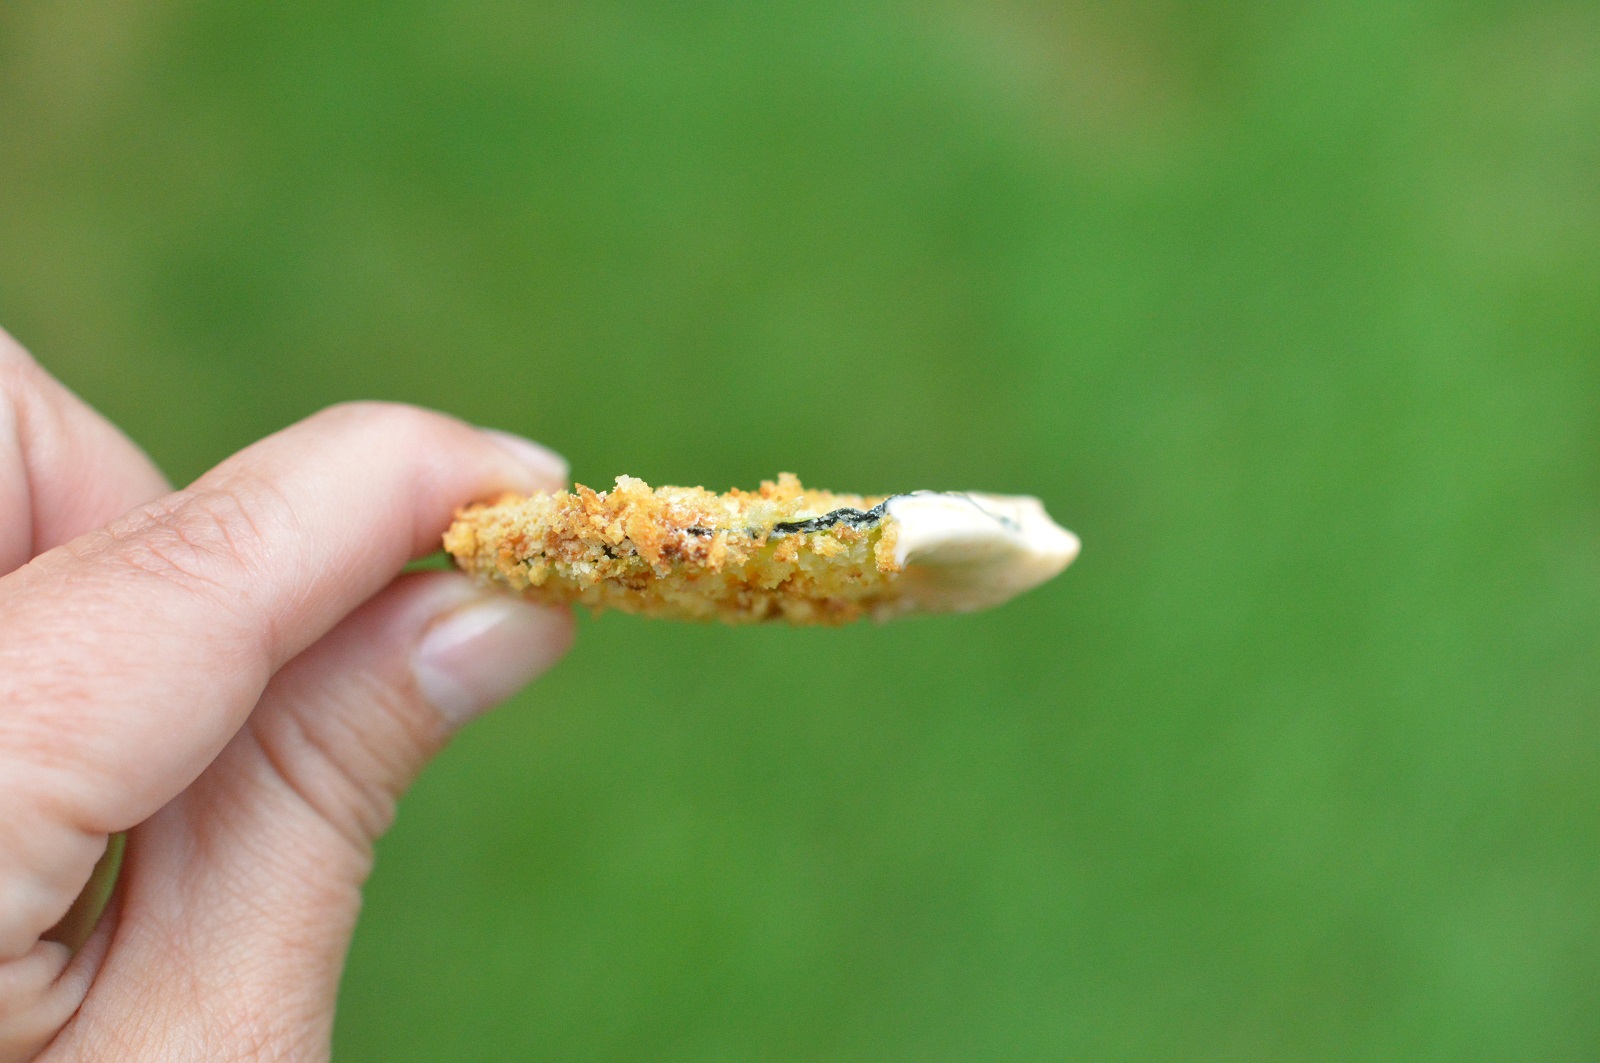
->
[5,1,1600,1058]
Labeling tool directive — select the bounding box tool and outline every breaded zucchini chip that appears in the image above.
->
[444,473,1077,625]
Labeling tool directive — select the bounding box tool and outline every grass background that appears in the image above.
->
[4,1,1600,1058]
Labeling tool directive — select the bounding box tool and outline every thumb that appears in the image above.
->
[46,573,571,1060]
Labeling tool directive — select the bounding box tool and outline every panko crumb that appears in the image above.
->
[444,473,905,625]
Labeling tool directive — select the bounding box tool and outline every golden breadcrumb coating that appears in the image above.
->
[444,473,904,625]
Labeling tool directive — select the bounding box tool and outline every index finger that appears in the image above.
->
[0,402,566,957]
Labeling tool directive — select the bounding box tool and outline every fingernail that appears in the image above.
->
[413,595,573,726]
[481,429,568,489]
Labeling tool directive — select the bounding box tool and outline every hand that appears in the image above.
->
[0,331,575,1061]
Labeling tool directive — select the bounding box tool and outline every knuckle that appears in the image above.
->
[101,485,288,602]
[251,699,404,851]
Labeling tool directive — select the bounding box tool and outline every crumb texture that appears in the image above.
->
[443,473,904,625]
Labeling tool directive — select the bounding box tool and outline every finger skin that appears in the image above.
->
[34,574,572,1063]
[0,334,169,1063]
[0,330,171,575]
[0,402,566,960]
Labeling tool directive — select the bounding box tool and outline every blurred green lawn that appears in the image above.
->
[5,1,1600,1059]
